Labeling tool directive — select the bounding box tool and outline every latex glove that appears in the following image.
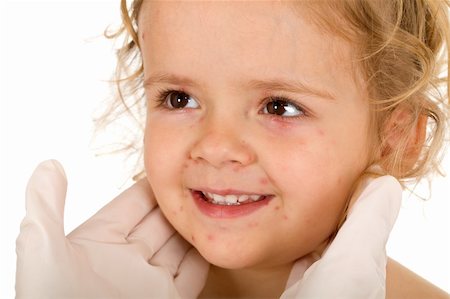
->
[281,175,402,299]
[16,160,209,299]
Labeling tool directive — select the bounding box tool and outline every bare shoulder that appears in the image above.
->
[386,258,449,299]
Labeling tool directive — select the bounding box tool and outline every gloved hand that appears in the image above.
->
[281,174,402,299]
[16,160,209,299]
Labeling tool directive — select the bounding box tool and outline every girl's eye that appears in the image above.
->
[263,98,304,117]
[164,91,200,109]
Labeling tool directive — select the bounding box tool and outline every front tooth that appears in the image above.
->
[207,193,264,205]
[212,194,226,203]
[250,195,261,201]
[225,195,238,204]
[237,195,249,202]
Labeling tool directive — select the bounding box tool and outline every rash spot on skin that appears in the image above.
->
[248,221,259,228]
[207,234,215,241]
[259,178,269,185]
[232,165,241,172]
[274,206,280,211]
[283,215,288,220]
[317,129,325,136]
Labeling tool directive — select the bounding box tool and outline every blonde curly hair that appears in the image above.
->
[99,0,449,187]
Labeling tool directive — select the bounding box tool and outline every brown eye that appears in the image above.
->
[165,91,199,109]
[263,99,303,117]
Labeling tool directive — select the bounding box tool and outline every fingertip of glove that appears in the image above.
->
[175,248,210,299]
[51,159,67,179]
[29,160,68,190]
[22,160,68,242]
[124,177,157,206]
[359,175,403,223]
[184,248,210,274]
[349,175,403,217]
[135,177,152,193]
[381,175,403,212]
[372,175,403,196]
[33,160,67,180]
[39,159,67,179]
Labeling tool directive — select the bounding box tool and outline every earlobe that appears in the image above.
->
[381,106,427,172]
[406,113,427,159]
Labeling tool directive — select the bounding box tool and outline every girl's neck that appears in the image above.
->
[198,262,293,299]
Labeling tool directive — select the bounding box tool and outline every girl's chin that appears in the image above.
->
[196,245,264,270]
[195,242,292,271]
[203,256,262,270]
[192,236,327,271]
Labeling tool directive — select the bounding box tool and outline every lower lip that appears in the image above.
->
[192,191,273,218]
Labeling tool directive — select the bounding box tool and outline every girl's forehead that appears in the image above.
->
[138,1,362,101]
[139,1,332,38]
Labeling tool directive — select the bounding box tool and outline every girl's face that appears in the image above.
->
[141,1,371,269]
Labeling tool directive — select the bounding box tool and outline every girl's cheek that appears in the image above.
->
[257,117,307,138]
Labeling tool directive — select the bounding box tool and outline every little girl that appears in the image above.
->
[16,0,449,298]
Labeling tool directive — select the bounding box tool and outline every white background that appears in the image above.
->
[1,1,449,298]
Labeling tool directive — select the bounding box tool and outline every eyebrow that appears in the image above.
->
[246,79,336,101]
[144,72,336,101]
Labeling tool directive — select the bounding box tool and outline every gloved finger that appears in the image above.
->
[126,208,176,259]
[337,175,402,259]
[174,247,210,299]
[68,178,157,242]
[20,159,68,239]
[284,253,320,291]
[16,160,69,297]
[148,233,190,276]
[291,175,402,299]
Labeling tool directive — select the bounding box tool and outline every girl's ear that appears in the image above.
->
[381,106,427,172]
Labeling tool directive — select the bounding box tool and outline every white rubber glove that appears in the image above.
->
[16,160,209,299]
[281,175,402,299]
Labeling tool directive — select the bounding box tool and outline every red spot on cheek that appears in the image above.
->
[207,234,215,241]
[317,129,325,136]
[248,221,259,228]
[283,215,289,220]
[274,206,280,211]
[259,178,269,185]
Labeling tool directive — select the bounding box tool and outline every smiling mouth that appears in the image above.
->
[193,190,270,205]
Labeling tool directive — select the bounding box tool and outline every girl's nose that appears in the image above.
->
[189,122,256,169]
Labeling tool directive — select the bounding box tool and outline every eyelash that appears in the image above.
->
[260,96,308,119]
[153,88,309,118]
[154,88,182,107]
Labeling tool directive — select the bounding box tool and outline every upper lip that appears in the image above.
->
[191,188,270,196]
